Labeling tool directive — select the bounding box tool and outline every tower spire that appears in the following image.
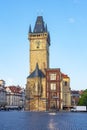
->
[33,16,46,33]
[45,24,48,32]
[29,24,32,33]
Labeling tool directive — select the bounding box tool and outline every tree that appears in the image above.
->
[78,89,87,106]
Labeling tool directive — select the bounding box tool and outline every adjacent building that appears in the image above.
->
[0,80,25,110]
[0,80,6,108]
[5,86,25,109]
[25,16,71,111]
[61,73,71,110]
[71,90,83,106]
[46,69,61,111]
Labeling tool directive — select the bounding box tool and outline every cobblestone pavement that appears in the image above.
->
[0,111,87,130]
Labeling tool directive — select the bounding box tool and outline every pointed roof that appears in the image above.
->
[27,63,45,78]
[33,16,47,33]
[29,16,51,45]
[29,24,32,33]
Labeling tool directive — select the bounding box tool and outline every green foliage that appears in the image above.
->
[78,89,87,106]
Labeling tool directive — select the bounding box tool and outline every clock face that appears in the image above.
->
[36,40,40,48]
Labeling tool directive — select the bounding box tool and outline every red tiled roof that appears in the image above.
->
[5,86,22,93]
[61,73,69,78]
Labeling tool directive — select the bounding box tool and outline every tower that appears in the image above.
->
[25,16,50,111]
[28,16,50,74]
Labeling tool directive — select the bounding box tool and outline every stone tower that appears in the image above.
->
[25,16,50,111]
[29,16,50,74]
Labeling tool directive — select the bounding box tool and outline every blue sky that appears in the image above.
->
[0,0,87,90]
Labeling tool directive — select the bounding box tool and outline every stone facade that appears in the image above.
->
[25,16,50,111]
[26,76,46,111]
[60,73,71,110]
[29,33,49,74]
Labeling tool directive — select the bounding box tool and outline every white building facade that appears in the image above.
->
[5,86,25,109]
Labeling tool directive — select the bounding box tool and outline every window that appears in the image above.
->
[50,73,56,80]
[65,81,67,86]
[50,83,56,90]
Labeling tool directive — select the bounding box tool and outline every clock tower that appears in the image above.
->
[25,16,50,111]
[29,16,50,74]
